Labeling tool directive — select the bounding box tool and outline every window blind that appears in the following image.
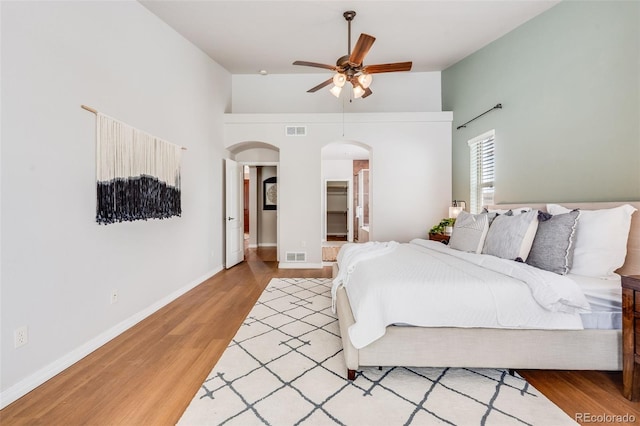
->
[468,130,495,213]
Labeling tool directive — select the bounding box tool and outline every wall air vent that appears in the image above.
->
[285,125,307,136]
[285,252,307,262]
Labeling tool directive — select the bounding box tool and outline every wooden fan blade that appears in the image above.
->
[362,61,413,74]
[362,87,373,98]
[307,77,333,93]
[293,61,337,71]
[349,33,376,66]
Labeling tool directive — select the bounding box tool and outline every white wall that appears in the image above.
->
[232,72,442,113]
[225,113,452,268]
[322,159,355,181]
[1,1,230,406]
[229,70,448,267]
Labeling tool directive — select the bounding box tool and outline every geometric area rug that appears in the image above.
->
[178,278,577,425]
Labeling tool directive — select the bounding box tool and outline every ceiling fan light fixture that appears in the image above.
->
[357,73,372,89]
[332,73,347,88]
[292,10,412,100]
[353,85,365,99]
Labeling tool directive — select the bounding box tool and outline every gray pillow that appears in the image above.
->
[482,209,539,260]
[449,211,490,253]
[526,210,580,275]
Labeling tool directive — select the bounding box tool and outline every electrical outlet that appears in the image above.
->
[110,289,118,304]
[14,326,28,348]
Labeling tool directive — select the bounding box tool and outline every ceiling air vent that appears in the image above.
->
[285,252,307,262]
[285,125,307,137]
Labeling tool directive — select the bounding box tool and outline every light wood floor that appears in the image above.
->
[1,246,638,425]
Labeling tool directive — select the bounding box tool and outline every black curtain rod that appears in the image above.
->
[456,103,502,130]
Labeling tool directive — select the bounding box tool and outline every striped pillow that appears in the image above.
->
[449,211,491,253]
[482,209,539,261]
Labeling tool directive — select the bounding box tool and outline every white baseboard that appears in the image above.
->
[278,262,324,269]
[257,243,277,247]
[0,266,223,409]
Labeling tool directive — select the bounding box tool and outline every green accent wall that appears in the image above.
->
[443,0,640,205]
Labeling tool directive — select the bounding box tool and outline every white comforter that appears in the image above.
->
[333,239,591,349]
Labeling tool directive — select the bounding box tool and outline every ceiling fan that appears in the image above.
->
[293,10,412,99]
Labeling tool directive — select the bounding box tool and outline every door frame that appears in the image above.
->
[242,161,279,261]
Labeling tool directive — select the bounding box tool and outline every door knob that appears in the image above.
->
[227,216,235,221]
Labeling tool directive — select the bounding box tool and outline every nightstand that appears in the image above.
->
[622,275,640,401]
[428,233,450,244]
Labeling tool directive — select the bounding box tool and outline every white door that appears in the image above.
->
[225,158,244,268]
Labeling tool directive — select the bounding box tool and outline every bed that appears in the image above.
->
[333,201,640,380]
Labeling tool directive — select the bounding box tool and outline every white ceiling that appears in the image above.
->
[140,0,560,75]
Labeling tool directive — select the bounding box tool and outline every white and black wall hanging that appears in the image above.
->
[83,105,185,225]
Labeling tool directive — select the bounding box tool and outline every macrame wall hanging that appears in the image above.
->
[83,105,185,225]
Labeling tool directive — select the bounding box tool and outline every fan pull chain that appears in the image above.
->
[342,96,345,137]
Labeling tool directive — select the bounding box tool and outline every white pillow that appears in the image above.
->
[482,209,539,260]
[449,211,490,253]
[547,203,637,279]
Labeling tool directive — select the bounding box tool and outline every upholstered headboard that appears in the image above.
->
[489,201,640,276]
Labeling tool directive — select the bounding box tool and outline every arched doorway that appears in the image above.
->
[227,141,280,265]
[321,141,371,263]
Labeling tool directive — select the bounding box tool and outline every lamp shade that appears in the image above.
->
[449,206,464,218]
[353,85,365,99]
[332,73,347,88]
[449,200,466,218]
[330,85,342,98]
[357,73,372,89]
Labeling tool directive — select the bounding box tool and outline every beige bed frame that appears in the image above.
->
[335,201,640,379]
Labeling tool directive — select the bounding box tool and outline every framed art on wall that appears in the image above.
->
[263,176,277,210]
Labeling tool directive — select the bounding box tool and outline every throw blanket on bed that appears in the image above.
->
[336,239,591,349]
[331,241,399,312]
